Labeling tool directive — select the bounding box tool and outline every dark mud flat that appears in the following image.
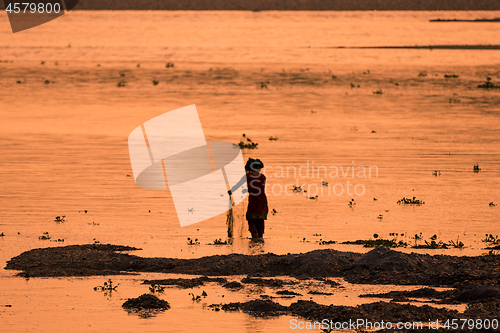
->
[5,245,500,289]
[6,245,500,327]
[143,276,227,288]
[212,299,459,320]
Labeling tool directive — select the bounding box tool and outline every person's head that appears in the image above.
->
[245,158,264,174]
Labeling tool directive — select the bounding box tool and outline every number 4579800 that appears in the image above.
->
[5,2,61,14]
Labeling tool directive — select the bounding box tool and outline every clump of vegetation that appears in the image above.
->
[51,238,65,242]
[189,290,207,301]
[165,62,174,68]
[473,163,481,173]
[364,233,407,248]
[397,196,425,205]
[478,77,500,89]
[319,239,336,245]
[213,238,228,245]
[373,89,383,95]
[94,279,119,292]
[149,284,165,294]
[187,237,200,245]
[54,215,65,223]
[418,71,427,77]
[482,234,500,245]
[444,74,459,78]
[237,134,258,149]
[413,234,448,249]
[117,81,126,87]
[38,232,51,240]
[448,237,464,249]
[449,98,460,103]
[484,250,500,256]
[152,80,159,86]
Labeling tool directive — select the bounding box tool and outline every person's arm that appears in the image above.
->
[228,174,247,195]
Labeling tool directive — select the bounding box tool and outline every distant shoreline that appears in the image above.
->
[319,45,500,50]
[430,18,500,22]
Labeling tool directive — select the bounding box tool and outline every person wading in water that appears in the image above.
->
[228,158,268,240]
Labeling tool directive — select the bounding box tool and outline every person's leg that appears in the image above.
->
[248,219,259,239]
[257,219,265,238]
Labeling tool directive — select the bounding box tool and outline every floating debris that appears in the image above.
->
[321,181,328,186]
[489,202,497,207]
[444,74,459,78]
[432,170,441,176]
[212,238,228,245]
[236,134,258,149]
[94,279,119,292]
[187,237,200,245]
[291,185,303,193]
[478,77,500,89]
[308,195,318,200]
[269,136,278,141]
[165,62,174,68]
[397,197,425,205]
[348,199,356,208]
[38,232,51,240]
[54,215,65,223]
[117,81,126,87]
[271,209,278,215]
[418,71,427,77]
[153,80,159,86]
[373,89,383,95]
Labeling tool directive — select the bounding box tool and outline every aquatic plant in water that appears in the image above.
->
[318,239,336,245]
[149,284,165,294]
[187,237,200,245]
[54,215,65,223]
[94,279,119,292]
[448,237,464,249]
[189,291,207,301]
[38,232,51,240]
[478,77,500,89]
[213,238,228,245]
[482,234,500,245]
[236,134,258,149]
[397,197,425,205]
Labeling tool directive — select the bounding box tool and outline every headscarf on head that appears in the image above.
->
[245,158,264,172]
